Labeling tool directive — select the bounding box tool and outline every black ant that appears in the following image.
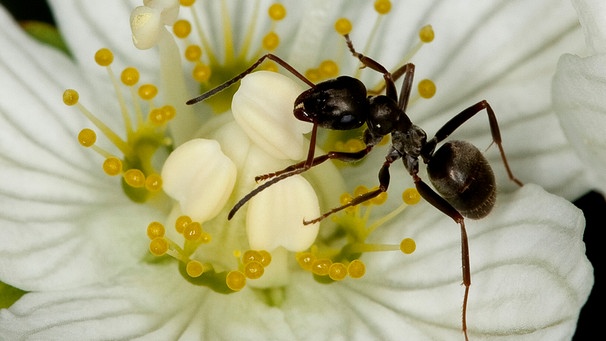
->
[187,34,523,340]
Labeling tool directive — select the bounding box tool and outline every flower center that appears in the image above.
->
[64,0,441,300]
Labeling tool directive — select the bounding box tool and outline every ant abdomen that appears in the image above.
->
[427,140,496,219]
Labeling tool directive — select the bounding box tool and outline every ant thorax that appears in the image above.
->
[391,124,427,158]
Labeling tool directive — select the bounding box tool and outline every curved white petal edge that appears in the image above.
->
[553,0,606,195]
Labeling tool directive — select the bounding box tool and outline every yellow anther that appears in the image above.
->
[147,221,165,239]
[268,3,286,21]
[193,63,211,83]
[183,222,203,241]
[173,19,191,39]
[242,250,263,264]
[402,188,421,205]
[328,262,348,281]
[103,157,122,176]
[319,60,339,78]
[77,128,96,147]
[149,237,169,256]
[123,169,146,188]
[371,191,388,206]
[304,68,321,83]
[374,0,392,15]
[185,45,202,62]
[347,259,366,278]
[258,250,272,267]
[378,135,390,146]
[120,67,140,86]
[400,238,416,254]
[149,108,167,125]
[162,105,176,121]
[343,138,366,152]
[419,25,435,43]
[138,84,158,100]
[244,261,264,279]
[62,89,79,106]
[199,231,211,244]
[262,61,278,73]
[334,18,352,35]
[145,173,163,192]
[418,79,436,99]
[339,192,353,206]
[296,252,314,271]
[186,260,205,277]
[311,258,332,276]
[226,270,246,291]
[180,0,195,6]
[175,215,192,234]
[94,48,114,67]
[354,185,369,198]
[262,31,280,51]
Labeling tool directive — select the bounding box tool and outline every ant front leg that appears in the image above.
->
[413,175,471,341]
[229,146,375,220]
[422,100,523,186]
[187,53,315,105]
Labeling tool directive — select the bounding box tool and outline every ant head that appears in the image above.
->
[294,76,368,130]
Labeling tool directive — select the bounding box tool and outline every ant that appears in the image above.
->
[187,33,523,340]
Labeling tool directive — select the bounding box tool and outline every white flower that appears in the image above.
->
[0,1,593,340]
[553,0,606,194]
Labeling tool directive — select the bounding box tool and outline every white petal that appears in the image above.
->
[232,71,310,160]
[553,53,606,194]
[572,0,606,54]
[246,175,320,252]
[161,138,237,222]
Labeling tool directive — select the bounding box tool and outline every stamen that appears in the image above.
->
[103,157,123,176]
[402,187,421,205]
[374,0,392,15]
[267,3,286,21]
[173,19,192,39]
[120,67,140,86]
[186,260,206,277]
[328,263,348,281]
[123,169,146,188]
[418,79,437,99]
[419,24,435,43]
[347,260,366,278]
[226,271,246,291]
[296,252,314,271]
[400,238,416,254]
[77,128,97,147]
[147,221,166,239]
[311,258,332,276]
[262,31,280,51]
[334,18,352,35]
[149,237,169,256]
[244,261,264,279]
[175,215,192,234]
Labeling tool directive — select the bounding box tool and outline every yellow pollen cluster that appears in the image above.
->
[374,0,392,15]
[296,252,366,281]
[147,216,272,292]
[63,48,173,202]
[304,60,340,83]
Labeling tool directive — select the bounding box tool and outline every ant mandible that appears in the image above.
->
[187,33,523,340]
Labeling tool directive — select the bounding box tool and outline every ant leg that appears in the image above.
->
[228,146,374,220]
[414,176,470,341]
[187,53,315,105]
[422,100,523,186]
[303,151,396,225]
[343,34,398,102]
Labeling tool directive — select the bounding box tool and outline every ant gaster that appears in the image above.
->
[187,34,523,340]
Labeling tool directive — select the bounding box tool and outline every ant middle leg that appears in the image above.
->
[422,100,523,186]
[303,157,393,225]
